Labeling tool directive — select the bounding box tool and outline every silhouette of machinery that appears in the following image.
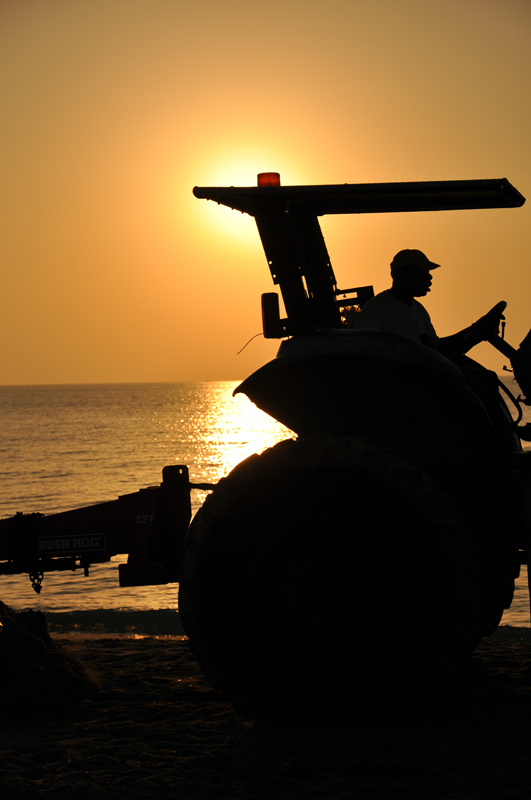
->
[1,174,530,722]
[180,175,531,721]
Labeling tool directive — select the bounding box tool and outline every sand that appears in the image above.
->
[1,627,531,799]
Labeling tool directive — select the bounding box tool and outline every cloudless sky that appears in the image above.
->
[1,0,530,384]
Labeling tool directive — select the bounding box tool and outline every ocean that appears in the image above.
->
[0,379,529,634]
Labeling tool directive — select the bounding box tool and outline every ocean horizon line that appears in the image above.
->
[0,378,245,389]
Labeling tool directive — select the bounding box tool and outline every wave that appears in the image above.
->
[43,608,185,636]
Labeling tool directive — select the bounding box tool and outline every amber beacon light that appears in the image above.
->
[257,172,281,187]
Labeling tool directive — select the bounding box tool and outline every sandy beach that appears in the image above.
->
[0,625,530,799]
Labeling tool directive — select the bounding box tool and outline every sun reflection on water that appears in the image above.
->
[151,381,294,514]
[0,381,295,614]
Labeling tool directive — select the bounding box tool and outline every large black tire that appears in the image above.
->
[178,436,484,723]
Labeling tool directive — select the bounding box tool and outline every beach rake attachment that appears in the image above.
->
[0,466,194,592]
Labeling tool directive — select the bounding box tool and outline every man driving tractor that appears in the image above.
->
[355,248,505,358]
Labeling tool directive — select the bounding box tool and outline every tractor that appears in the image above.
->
[178,174,531,721]
[1,174,529,722]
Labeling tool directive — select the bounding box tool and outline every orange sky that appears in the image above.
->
[1,0,530,384]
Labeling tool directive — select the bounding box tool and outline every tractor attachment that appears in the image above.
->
[0,466,199,593]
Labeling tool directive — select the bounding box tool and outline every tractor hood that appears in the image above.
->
[234,330,510,466]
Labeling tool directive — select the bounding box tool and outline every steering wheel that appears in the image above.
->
[460,301,507,355]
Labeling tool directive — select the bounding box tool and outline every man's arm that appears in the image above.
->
[439,303,506,358]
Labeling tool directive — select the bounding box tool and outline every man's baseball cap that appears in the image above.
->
[391,249,440,271]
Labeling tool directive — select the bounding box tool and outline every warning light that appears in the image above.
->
[257,172,281,187]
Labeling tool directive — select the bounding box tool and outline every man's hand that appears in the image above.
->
[461,301,508,353]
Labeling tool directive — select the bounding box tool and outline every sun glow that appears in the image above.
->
[197,200,259,247]
[187,159,281,248]
[196,156,282,190]
[173,143,312,257]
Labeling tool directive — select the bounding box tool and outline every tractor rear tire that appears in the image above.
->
[178,435,484,723]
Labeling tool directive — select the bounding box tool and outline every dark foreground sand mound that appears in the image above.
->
[1,627,531,799]
[0,601,95,714]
